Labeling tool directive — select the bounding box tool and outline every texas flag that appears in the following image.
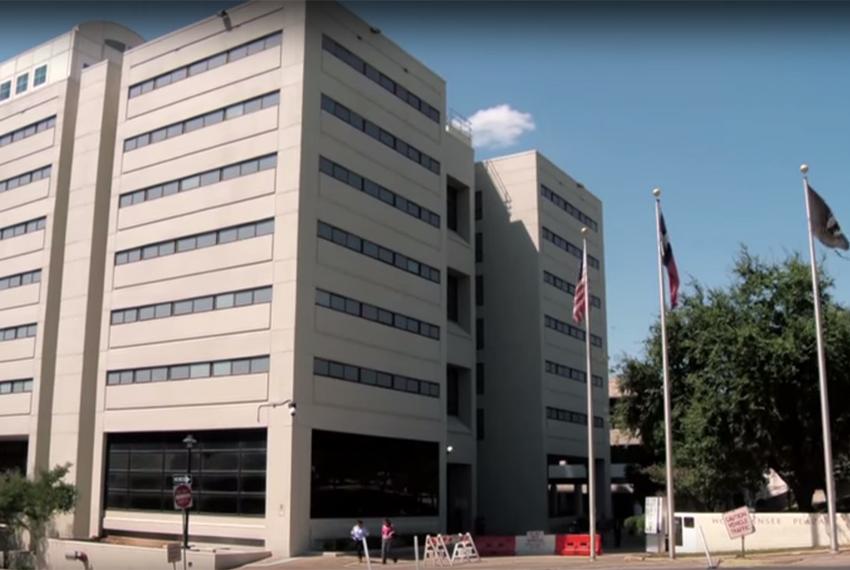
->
[659,212,680,309]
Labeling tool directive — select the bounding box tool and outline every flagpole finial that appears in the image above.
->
[581,227,589,236]
[801,164,809,174]
[652,187,661,198]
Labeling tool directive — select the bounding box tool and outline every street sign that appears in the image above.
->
[645,496,664,534]
[722,506,755,539]
[172,474,192,485]
[173,483,193,510]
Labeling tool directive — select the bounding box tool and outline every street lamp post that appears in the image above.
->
[182,434,197,551]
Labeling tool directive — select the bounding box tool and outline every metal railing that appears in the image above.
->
[445,108,473,145]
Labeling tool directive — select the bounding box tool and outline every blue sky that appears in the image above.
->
[4,2,850,368]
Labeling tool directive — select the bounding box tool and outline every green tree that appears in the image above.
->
[615,249,850,511]
[0,464,77,569]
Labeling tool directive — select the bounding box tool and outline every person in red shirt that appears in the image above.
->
[381,518,397,564]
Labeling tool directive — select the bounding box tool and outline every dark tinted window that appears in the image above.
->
[311,430,438,518]
[104,429,266,516]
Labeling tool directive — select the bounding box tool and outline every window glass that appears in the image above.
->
[33,66,47,86]
[213,361,232,376]
[193,297,214,312]
[16,74,28,94]
[215,293,235,309]
[190,363,210,378]
[232,359,250,375]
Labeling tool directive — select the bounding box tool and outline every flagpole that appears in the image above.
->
[582,227,597,561]
[800,163,838,554]
[652,188,676,559]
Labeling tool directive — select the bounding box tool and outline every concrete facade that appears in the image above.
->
[0,20,143,501]
[475,151,611,535]
[0,1,607,559]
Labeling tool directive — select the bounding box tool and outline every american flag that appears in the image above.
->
[572,259,587,324]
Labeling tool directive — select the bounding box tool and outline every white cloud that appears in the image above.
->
[468,104,535,149]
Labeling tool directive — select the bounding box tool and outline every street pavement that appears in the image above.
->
[242,549,850,570]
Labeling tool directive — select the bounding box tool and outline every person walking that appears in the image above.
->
[351,520,368,562]
[381,518,397,564]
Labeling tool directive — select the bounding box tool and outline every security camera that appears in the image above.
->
[218,10,233,31]
[288,402,297,417]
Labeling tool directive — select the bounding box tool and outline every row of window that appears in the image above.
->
[115,218,274,266]
[317,221,440,284]
[313,357,440,399]
[544,315,603,347]
[543,270,601,308]
[119,154,276,208]
[123,91,279,152]
[0,116,55,148]
[107,355,270,386]
[541,185,598,231]
[105,430,267,516]
[321,35,440,123]
[541,227,600,269]
[0,165,51,194]
[316,289,440,340]
[0,217,46,242]
[546,406,605,428]
[0,378,33,395]
[321,94,441,175]
[128,33,282,98]
[544,360,604,388]
[0,269,41,292]
[0,323,36,343]
[0,65,47,102]
[319,156,440,228]
[111,286,272,325]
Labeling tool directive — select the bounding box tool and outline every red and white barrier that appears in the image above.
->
[472,533,602,557]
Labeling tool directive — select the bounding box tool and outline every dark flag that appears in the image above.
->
[572,260,587,324]
[659,213,680,309]
[808,183,849,250]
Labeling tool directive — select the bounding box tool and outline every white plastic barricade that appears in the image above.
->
[450,533,480,564]
[423,534,452,566]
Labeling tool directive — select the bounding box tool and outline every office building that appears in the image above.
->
[0,2,475,556]
[0,1,608,558]
[474,151,610,534]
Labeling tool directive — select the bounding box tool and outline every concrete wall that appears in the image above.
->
[677,512,850,553]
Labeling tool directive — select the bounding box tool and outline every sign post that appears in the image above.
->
[722,506,755,558]
[173,476,193,570]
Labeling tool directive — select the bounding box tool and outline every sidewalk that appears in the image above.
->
[243,547,850,569]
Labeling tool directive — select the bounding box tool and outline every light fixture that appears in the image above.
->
[446,445,454,454]
[256,399,297,422]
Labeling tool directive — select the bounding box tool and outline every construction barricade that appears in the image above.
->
[555,533,603,556]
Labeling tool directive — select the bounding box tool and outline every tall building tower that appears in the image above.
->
[474,150,610,535]
[81,1,475,556]
[0,22,143,507]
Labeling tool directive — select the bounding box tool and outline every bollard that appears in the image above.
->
[363,536,373,570]
[414,535,421,570]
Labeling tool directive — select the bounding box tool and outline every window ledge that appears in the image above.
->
[447,415,472,434]
[447,230,471,248]
[447,321,471,338]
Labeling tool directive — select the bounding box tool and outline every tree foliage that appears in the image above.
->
[615,249,850,511]
[0,463,77,564]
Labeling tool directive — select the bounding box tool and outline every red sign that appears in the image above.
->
[722,506,755,539]
[173,483,193,510]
